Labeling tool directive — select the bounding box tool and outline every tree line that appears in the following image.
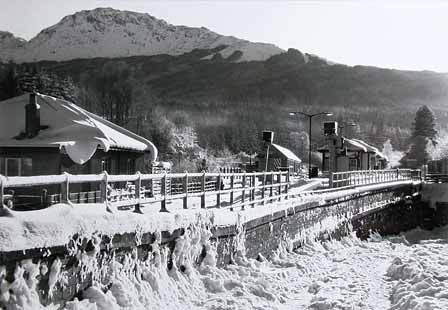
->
[0,59,446,169]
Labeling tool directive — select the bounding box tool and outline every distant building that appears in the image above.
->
[428,158,448,174]
[318,137,387,173]
[0,93,158,177]
[257,143,302,173]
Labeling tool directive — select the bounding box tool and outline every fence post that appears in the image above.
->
[134,171,142,213]
[251,174,256,207]
[201,171,206,208]
[230,173,235,205]
[183,171,188,209]
[241,173,246,210]
[0,176,4,209]
[60,172,70,203]
[40,189,48,207]
[160,173,168,212]
[277,172,281,201]
[216,173,222,208]
[285,171,289,199]
[269,171,274,203]
[99,171,108,203]
[261,172,266,205]
[329,172,334,188]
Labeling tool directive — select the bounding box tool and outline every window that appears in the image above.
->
[349,158,358,171]
[0,157,33,176]
[22,158,32,175]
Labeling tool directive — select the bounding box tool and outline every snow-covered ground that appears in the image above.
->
[2,223,447,310]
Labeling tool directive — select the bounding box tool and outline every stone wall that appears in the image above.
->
[213,183,425,264]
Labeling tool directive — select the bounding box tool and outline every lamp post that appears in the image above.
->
[289,111,333,178]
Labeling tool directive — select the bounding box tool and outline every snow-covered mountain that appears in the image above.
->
[0,31,27,61]
[0,8,284,63]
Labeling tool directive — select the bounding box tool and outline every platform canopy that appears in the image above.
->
[271,143,302,163]
[0,93,158,164]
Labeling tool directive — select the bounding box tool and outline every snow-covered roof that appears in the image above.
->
[0,93,158,164]
[344,138,369,152]
[271,143,302,163]
[350,139,388,160]
[318,137,388,161]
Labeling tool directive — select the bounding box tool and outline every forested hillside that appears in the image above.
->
[1,47,448,163]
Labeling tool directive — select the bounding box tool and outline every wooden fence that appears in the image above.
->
[0,169,421,212]
[0,171,290,212]
[329,169,421,188]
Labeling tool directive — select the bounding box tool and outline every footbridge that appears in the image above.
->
[1,168,442,307]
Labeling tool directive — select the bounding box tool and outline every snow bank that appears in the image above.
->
[3,223,447,310]
[0,203,214,252]
[386,226,448,310]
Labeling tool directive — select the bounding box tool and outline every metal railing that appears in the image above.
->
[329,169,421,188]
[0,171,290,212]
[423,173,448,183]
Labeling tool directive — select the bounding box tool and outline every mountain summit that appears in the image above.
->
[0,7,284,63]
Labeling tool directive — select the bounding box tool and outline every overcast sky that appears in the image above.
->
[1,0,448,72]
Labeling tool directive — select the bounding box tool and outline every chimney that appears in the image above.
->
[25,93,40,138]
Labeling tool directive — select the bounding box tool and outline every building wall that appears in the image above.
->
[0,147,146,176]
[321,150,387,172]
[360,153,367,170]
[0,147,62,205]
[60,149,144,175]
[1,147,146,208]
[336,156,349,172]
[257,147,300,173]
[0,147,61,176]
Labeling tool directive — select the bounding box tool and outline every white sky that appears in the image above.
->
[1,0,448,72]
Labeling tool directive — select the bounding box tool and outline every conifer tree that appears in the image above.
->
[412,105,437,145]
[0,63,22,100]
[400,105,437,167]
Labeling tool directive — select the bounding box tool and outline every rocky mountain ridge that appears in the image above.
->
[0,8,284,63]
